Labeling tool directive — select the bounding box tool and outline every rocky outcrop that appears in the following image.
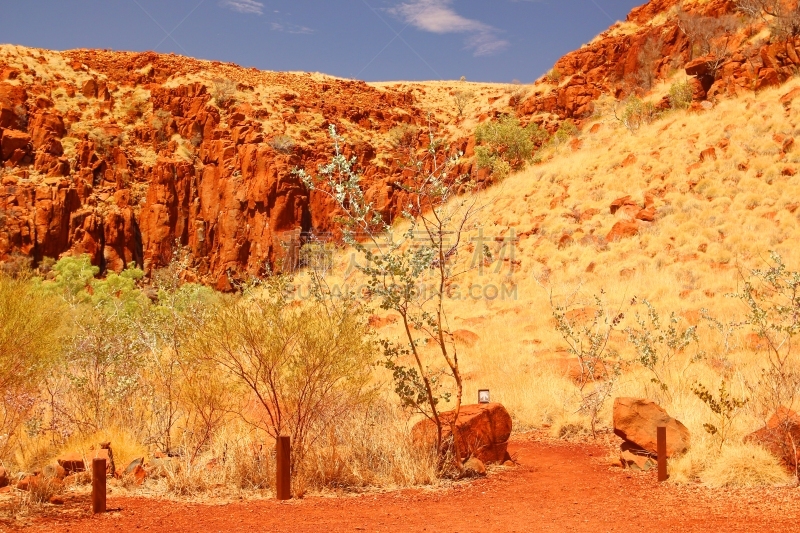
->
[412,403,513,464]
[517,0,800,125]
[0,48,487,283]
[613,397,691,457]
[518,22,691,121]
[4,0,800,282]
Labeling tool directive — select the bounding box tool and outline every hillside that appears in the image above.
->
[5,0,800,516]
[1,0,794,286]
[0,46,521,288]
[2,0,800,288]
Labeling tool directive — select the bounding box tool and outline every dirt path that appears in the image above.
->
[10,435,800,532]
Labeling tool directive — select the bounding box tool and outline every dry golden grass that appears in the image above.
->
[700,443,793,488]
[295,74,800,487]
[4,39,800,488]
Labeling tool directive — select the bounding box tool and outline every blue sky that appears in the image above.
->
[2,1,644,82]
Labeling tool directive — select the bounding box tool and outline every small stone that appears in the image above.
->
[463,457,487,477]
[619,450,655,471]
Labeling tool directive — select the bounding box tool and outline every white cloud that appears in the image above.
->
[467,33,509,57]
[388,0,508,56]
[270,22,314,35]
[219,0,264,15]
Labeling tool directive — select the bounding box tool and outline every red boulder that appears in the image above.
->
[755,68,780,91]
[413,403,512,464]
[613,397,691,457]
[1,128,31,160]
[607,220,639,242]
[745,408,800,470]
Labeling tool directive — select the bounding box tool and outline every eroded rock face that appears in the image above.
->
[412,403,513,464]
[517,1,800,124]
[613,397,690,457]
[3,0,800,282]
[0,48,486,283]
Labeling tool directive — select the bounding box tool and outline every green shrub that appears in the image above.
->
[0,274,63,457]
[616,96,660,132]
[553,121,578,144]
[669,80,694,109]
[475,115,549,174]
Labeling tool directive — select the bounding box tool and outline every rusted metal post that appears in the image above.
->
[657,426,667,482]
[92,458,107,513]
[276,436,291,500]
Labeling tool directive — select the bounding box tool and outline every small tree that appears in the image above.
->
[48,256,149,434]
[0,274,62,459]
[691,380,749,451]
[453,90,476,119]
[626,298,699,402]
[190,276,375,474]
[548,290,624,438]
[735,0,800,40]
[636,36,664,91]
[297,124,488,475]
[737,252,800,477]
[676,6,739,58]
[669,79,694,109]
[136,254,220,456]
[614,96,660,133]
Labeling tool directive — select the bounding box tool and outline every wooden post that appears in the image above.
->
[276,436,291,500]
[92,458,107,513]
[657,426,667,482]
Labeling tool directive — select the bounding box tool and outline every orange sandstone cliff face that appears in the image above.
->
[0,50,479,288]
[1,0,799,286]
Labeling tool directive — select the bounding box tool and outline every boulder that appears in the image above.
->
[609,195,635,215]
[619,449,655,471]
[16,474,37,491]
[412,403,512,464]
[0,128,31,160]
[636,207,656,222]
[57,452,85,474]
[613,397,690,457]
[685,56,712,77]
[780,87,800,108]
[744,407,800,470]
[755,68,780,91]
[42,464,66,480]
[463,457,487,477]
[82,78,98,98]
[700,147,717,162]
[607,220,639,242]
[0,466,7,488]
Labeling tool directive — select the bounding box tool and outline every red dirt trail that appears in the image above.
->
[9,435,799,532]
